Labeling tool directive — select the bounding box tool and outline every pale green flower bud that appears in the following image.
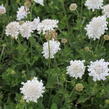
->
[105,99,109,104]
[75,83,84,92]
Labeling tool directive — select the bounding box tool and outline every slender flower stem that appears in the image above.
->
[61,0,70,33]
[0,45,5,62]
[95,40,100,51]
[101,39,105,47]
[48,40,51,69]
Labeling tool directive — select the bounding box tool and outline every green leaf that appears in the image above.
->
[51,103,58,109]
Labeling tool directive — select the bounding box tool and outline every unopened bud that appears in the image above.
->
[84,47,91,52]
[61,38,68,44]
[19,21,25,25]
[103,35,109,41]
[75,83,84,92]
[7,68,16,75]
[105,99,109,104]
[24,0,32,8]
[2,44,6,47]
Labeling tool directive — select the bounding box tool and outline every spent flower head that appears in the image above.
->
[69,3,77,11]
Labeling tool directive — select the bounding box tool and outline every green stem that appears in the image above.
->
[61,0,70,33]
[95,40,100,51]
[0,45,5,62]
[101,39,105,47]
[48,40,51,69]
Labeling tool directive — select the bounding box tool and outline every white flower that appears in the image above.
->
[31,17,40,30]
[17,6,29,20]
[37,19,59,34]
[42,39,61,59]
[20,21,33,39]
[85,16,108,40]
[20,77,45,103]
[102,4,109,18]
[5,22,20,39]
[85,0,103,11]
[66,60,86,79]
[34,0,44,6]
[19,18,40,39]
[0,5,6,14]
[88,59,109,81]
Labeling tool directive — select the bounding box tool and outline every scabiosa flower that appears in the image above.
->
[85,0,103,11]
[31,17,40,30]
[0,5,6,15]
[42,39,61,59]
[5,22,20,39]
[20,21,33,39]
[17,6,29,20]
[88,59,109,81]
[66,60,85,79]
[85,16,108,40]
[102,4,109,18]
[37,19,59,34]
[34,0,44,6]
[20,77,45,103]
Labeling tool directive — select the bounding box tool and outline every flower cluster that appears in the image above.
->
[85,1,109,40]
[3,0,109,106]
[20,77,45,103]
[5,18,38,39]
[5,18,58,39]
[20,59,109,103]
[67,59,109,81]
